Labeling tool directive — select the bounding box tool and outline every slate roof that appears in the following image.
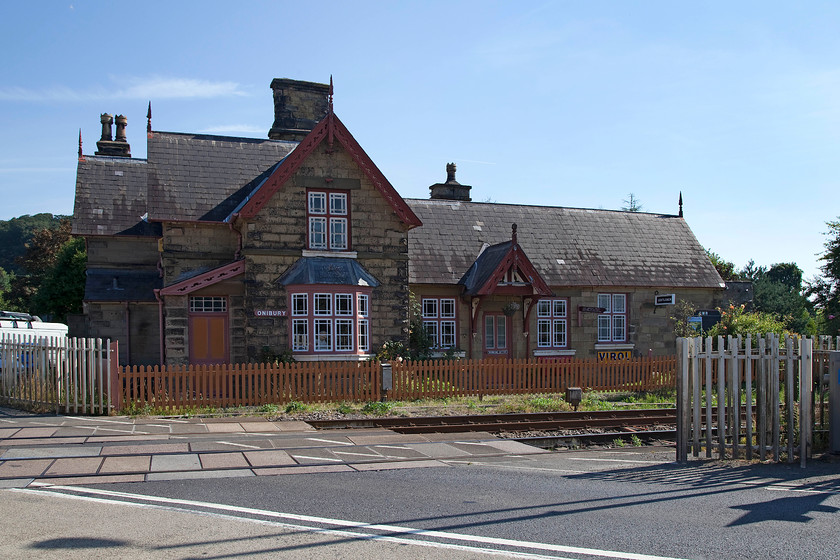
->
[458,240,513,295]
[84,268,162,302]
[145,132,297,222]
[72,156,157,236]
[406,199,724,289]
[276,257,380,287]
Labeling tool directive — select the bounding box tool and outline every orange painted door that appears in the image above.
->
[189,314,229,364]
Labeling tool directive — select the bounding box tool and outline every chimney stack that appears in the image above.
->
[429,163,472,201]
[268,78,330,141]
[95,113,131,157]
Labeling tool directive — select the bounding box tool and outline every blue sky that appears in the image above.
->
[1,1,838,281]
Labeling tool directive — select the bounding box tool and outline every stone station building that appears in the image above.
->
[72,78,725,366]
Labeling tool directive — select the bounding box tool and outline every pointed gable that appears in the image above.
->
[458,225,551,296]
[236,111,422,228]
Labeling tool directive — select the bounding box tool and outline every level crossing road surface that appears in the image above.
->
[2,406,840,559]
[0,407,548,486]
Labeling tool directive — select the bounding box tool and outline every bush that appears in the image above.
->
[706,304,786,339]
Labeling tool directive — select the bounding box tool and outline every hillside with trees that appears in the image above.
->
[0,214,86,322]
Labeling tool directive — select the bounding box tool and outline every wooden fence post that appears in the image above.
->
[676,337,689,463]
[800,337,813,468]
[109,340,120,413]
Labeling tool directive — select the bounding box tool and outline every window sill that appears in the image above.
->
[594,343,634,350]
[302,249,358,259]
[430,351,466,359]
[533,349,576,357]
[292,353,372,362]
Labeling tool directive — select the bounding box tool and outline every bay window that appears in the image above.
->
[289,288,371,355]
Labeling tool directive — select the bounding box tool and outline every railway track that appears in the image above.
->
[307,408,677,435]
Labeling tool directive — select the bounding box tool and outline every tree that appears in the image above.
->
[742,261,813,334]
[809,219,840,335]
[706,249,740,281]
[622,193,643,212]
[0,213,65,274]
[31,237,86,322]
[0,267,14,310]
[8,218,73,313]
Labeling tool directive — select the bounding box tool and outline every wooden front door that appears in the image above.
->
[189,314,229,364]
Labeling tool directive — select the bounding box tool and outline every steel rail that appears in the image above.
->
[308,408,677,434]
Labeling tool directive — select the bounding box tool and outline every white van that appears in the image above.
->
[0,311,68,340]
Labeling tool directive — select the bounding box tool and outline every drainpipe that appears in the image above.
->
[154,289,164,365]
[123,301,131,365]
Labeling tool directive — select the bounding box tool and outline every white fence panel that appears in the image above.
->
[0,333,116,415]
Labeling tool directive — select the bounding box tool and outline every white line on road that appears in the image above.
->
[444,461,587,475]
[291,455,344,462]
[215,441,262,449]
[8,487,570,559]
[374,445,412,450]
[333,450,383,458]
[307,437,354,446]
[568,458,663,464]
[63,416,134,425]
[24,485,692,560]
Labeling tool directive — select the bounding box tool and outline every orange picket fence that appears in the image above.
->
[117,360,381,411]
[116,355,676,411]
[389,355,676,401]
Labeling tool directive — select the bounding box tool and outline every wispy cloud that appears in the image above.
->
[199,124,265,135]
[0,76,248,102]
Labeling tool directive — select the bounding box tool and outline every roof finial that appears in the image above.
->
[78,129,84,161]
[146,101,152,135]
[678,192,684,218]
[327,76,335,147]
[328,75,334,115]
[511,223,518,244]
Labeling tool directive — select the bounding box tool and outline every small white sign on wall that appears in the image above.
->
[655,294,676,306]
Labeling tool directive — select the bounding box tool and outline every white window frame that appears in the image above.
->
[289,289,372,355]
[421,297,457,349]
[536,298,568,348]
[308,190,350,251]
[190,296,227,313]
[597,293,627,343]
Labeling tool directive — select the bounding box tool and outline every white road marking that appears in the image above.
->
[291,454,344,462]
[445,461,587,475]
[333,450,383,458]
[23,485,692,560]
[92,428,136,434]
[8,487,569,559]
[307,437,353,446]
[215,441,262,449]
[63,417,134,425]
[568,458,663,464]
[374,445,412,450]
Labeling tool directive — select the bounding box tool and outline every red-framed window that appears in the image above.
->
[289,286,371,354]
[484,314,508,354]
[536,298,568,348]
[597,293,627,342]
[307,190,349,251]
[421,297,457,349]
